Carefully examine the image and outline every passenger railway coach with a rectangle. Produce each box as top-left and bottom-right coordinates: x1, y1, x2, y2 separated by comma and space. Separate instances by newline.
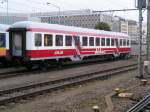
0, 24, 10, 65
8, 21, 131, 69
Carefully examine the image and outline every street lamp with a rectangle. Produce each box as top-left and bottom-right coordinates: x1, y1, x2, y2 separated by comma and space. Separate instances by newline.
46, 2, 60, 24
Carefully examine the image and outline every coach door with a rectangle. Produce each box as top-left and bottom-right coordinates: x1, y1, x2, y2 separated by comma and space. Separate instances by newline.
10, 30, 26, 57
73, 36, 81, 60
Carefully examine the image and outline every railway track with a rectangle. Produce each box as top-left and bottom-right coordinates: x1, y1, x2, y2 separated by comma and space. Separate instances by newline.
0, 68, 36, 79
0, 63, 137, 106
0, 58, 131, 79
127, 94, 150, 112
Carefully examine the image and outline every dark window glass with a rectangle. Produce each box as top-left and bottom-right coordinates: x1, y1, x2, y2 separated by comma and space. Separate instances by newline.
73, 36, 80, 46
96, 38, 100, 46
89, 37, 94, 46
106, 38, 110, 46
101, 38, 105, 46
56, 35, 63, 46
111, 39, 115, 46
123, 39, 126, 46
120, 39, 123, 46
35, 33, 42, 47
65, 35, 72, 46
115, 39, 119, 47
127, 40, 130, 46
44, 34, 53, 46
0, 33, 5, 47
82, 36, 88, 46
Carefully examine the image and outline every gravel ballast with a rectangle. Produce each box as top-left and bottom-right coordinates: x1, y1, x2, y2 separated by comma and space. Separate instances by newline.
0, 69, 138, 112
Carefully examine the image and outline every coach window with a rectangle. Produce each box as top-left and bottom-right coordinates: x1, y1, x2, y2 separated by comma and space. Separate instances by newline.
96, 38, 100, 46
89, 37, 94, 46
106, 38, 110, 46
111, 38, 115, 46
82, 36, 88, 46
123, 39, 126, 46
115, 39, 119, 47
44, 34, 53, 46
35, 33, 42, 47
120, 39, 123, 46
0, 33, 5, 47
101, 38, 105, 46
127, 39, 130, 46
73, 36, 80, 46
56, 35, 63, 46
65, 35, 72, 46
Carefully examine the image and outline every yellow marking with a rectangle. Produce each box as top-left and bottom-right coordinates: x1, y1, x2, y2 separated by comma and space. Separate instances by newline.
118, 93, 133, 98
0, 48, 6, 56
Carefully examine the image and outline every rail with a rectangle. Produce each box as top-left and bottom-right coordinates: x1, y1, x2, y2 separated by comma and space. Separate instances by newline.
0, 63, 137, 105
127, 94, 150, 112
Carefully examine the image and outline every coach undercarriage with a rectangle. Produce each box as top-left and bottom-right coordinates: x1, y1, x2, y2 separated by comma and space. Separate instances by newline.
13, 52, 129, 70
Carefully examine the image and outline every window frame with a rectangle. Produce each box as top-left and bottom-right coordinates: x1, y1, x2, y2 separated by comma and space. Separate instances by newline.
34, 33, 42, 47
89, 37, 94, 46
111, 38, 115, 46
106, 38, 110, 46
123, 39, 126, 46
0, 33, 6, 47
44, 34, 53, 47
73, 36, 80, 46
120, 39, 123, 46
101, 38, 105, 46
115, 39, 119, 47
127, 39, 130, 46
82, 36, 88, 46
65, 35, 72, 46
95, 37, 100, 46
55, 35, 63, 46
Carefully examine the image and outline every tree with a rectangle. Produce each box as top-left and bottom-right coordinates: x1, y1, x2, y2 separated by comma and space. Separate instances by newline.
95, 22, 111, 31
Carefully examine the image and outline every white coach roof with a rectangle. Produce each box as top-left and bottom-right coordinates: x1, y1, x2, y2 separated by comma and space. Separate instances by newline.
0, 24, 10, 31
11, 21, 129, 37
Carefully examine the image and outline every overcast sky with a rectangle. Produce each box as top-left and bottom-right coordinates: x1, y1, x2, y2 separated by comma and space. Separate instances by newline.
0, 0, 147, 22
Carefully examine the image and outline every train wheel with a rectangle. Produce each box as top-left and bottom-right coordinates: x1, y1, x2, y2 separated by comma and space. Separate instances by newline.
22, 62, 33, 70
24, 65, 33, 70
1, 62, 9, 67
38, 61, 49, 71
56, 60, 63, 69
124, 53, 131, 59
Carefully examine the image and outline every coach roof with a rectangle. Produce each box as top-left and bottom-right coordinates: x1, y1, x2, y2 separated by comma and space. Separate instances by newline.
10, 21, 129, 37
0, 24, 10, 31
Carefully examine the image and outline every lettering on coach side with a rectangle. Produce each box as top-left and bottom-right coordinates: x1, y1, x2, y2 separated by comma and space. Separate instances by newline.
54, 51, 64, 55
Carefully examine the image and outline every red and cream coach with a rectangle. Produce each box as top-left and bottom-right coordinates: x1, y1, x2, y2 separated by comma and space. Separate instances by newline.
8, 21, 131, 69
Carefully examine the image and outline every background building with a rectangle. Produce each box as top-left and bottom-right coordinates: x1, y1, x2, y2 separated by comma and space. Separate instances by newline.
32, 9, 138, 40
0, 13, 28, 24
127, 20, 138, 43
0, 13, 40, 25
0, 9, 140, 43
31, 9, 115, 29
